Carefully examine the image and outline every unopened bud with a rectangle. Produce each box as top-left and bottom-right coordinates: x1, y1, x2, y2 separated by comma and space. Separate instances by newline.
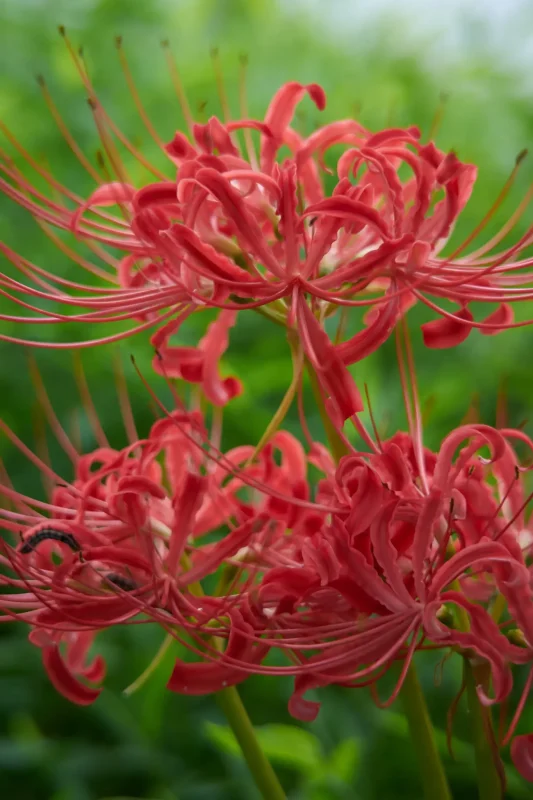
436, 605, 454, 627
508, 629, 527, 647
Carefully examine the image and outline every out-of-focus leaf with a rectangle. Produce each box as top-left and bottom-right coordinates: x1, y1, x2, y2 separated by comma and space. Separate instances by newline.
0, 737, 52, 767
134, 636, 183, 739
380, 712, 531, 799
326, 737, 360, 783
9, 712, 44, 742
205, 722, 323, 771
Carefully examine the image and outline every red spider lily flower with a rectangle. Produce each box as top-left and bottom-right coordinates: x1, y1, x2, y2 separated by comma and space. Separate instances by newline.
0, 361, 333, 703
204, 421, 533, 730
2, 37, 533, 423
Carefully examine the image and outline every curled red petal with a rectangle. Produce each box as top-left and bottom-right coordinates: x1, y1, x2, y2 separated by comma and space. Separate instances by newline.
116, 475, 167, 499
296, 295, 363, 423
167, 617, 265, 695
336, 456, 384, 534
165, 132, 197, 162
83, 546, 153, 573
264, 82, 326, 136
153, 310, 242, 405
42, 645, 102, 706
71, 182, 136, 233
302, 196, 390, 239
194, 168, 283, 278
423, 595, 513, 704
208, 117, 239, 156
178, 518, 258, 586
301, 534, 341, 584
412, 487, 444, 601
288, 689, 321, 722
133, 182, 178, 210
200, 310, 242, 406
334, 523, 411, 613
433, 423, 507, 490
167, 659, 246, 695
297, 120, 367, 170
366, 126, 421, 149
64, 632, 104, 681
153, 345, 202, 380
511, 734, 533, 782
261, 82, 326, 173
307, 84, 327, 111
370, 501, 416, 607
330, 576, 390, 615
166, 473, 206, 574
37, 598, 137, 628
76, 447, 123, 481
259, 566, 319, 599
429, 541, 528, 599
226, 119, 273, 137
271, 430, 307, 481
337, 296, 400, 365
165, 224, 254, 284
315, 235, 413, 290
81, 655, 107, 683
108, 475, 168, 528
481, 303, 514, 336
421, 307, 474, 348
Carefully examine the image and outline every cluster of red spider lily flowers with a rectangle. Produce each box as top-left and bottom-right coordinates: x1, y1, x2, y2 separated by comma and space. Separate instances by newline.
1, 32, 533, 786
2, 381, 533, 783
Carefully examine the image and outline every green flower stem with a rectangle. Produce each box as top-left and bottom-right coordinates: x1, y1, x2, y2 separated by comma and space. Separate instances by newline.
400, 664, 452, 800
454, 580, 504, 800
463, 659, 504, 800
126, 629, 286, 798
215, 686, 287, 800
177, 556, 286, 799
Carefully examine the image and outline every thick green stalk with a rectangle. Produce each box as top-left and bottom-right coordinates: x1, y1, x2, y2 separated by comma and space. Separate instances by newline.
400, 664, 452, 800
463, 659, 504, 800
183, 556, 286, 799
127, 630, 286, 798
216, 686, 286, 800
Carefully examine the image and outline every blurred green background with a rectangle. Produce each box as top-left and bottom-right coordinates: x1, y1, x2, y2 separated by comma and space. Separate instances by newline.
1, 0, 533, 797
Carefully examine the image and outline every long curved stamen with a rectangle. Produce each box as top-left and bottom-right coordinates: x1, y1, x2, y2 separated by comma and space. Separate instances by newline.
36, 74, 103, 184
115, 36, 165, 151
59, 26, 166, 180
161, 40, 194, 136
448, 150, 528, 260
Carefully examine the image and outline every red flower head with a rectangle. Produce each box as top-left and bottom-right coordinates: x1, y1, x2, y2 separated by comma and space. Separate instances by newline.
231, 421, 532, 731
0, 367, 320, 704
2, 37, 533, 426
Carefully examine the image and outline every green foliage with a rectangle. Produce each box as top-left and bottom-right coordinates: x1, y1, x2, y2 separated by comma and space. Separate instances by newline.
205, 722, 359, 798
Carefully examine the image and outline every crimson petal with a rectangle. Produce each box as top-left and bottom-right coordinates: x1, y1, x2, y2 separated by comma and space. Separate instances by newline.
511, 734, 533, 782
42, 645, 102, 706
421, 307, 474, 348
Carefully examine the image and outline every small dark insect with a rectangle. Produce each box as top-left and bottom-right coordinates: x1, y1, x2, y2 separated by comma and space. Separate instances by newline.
19, 527, 81, 555
104, 573, 138, 592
